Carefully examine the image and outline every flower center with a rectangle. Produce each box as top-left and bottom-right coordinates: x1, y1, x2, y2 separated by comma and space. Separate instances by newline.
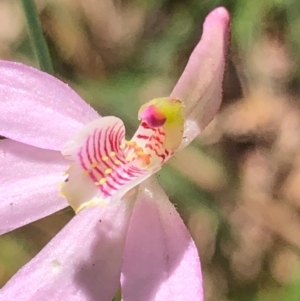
60, 97, 184, 213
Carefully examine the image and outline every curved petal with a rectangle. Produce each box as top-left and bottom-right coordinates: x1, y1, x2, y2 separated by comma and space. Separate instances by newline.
170, 7, 230, 148
121, 178, 203, 301
0, 60, 99, 151
61, 117, 157, 212
0, 139, 68, 235
0, 200, 134, 301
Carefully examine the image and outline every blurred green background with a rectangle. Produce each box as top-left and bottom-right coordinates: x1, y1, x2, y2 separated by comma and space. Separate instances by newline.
2, 0, 300, 300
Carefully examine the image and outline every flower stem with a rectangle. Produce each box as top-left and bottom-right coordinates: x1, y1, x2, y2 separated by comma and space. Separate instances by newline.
20, 0, 54, 74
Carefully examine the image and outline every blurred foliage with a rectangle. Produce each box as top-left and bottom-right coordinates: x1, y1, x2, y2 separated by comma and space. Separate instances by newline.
2, 0, 300, 300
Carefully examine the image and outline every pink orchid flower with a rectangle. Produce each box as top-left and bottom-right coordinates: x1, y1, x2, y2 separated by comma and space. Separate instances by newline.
0, 7, 229, 301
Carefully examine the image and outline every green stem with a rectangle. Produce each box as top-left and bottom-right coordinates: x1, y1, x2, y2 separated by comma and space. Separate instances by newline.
20, 0, 54, 74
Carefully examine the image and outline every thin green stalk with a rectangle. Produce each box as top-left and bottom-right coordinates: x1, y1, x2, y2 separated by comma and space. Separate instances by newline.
20, 0, 54, 74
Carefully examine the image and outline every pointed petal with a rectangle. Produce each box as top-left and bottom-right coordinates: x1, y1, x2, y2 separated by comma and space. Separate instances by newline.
0, 139, 68, 235
0, 61, 99, 151
170, 7, 230, 147
121, 178, 203, 301
0, 200, 134, 301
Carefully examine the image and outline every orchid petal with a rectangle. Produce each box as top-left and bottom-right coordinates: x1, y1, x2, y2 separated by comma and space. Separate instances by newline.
0, 60, 99, 151
61, 117, 157, 212
0, 200, 134, 301
121, 178, 203, 301
0, 139, 68, 235
170, 7, 230, 147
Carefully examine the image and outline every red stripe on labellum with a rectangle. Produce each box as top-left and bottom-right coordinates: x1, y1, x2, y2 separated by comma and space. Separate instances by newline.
115, 170, 132, 182
157, 128, 165, 136
86, 135, 93, 165
141, 122, 150, 129
152, 136, 163, 144
136, 134, 149, 140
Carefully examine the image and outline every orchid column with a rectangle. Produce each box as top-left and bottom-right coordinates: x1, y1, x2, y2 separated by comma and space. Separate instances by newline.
0, 7, 229, 301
